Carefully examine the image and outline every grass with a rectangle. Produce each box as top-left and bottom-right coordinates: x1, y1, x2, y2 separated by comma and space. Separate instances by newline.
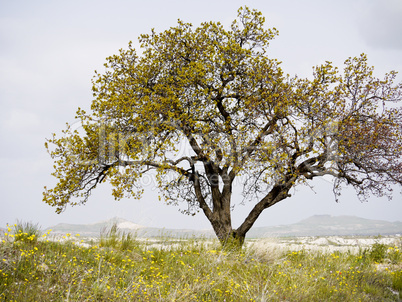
0, 223, 401, 301
99, 223, 140, 251
5, 221, 42, 244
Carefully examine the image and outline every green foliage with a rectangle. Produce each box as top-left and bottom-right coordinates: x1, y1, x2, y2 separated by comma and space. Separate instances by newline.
44, 6, 402, 245
388, 242, 402, 264
6, 221, 42, 244
392, 271, 402, 298
369, 242, 388, 262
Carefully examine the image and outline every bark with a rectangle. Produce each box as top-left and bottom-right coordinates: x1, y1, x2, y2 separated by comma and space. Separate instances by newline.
237, 183, 292, 238
209, 221, 245, 248
193, 156, 295, 248
209, 181, 293, 248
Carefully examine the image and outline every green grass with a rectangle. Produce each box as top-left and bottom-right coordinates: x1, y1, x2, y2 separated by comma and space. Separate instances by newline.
5, 221, 42, 244
1, 224, 401, 301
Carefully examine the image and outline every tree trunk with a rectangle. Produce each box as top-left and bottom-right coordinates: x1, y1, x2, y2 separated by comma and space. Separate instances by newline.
208, 206, 246, 248
208, 182, 294, 249
194, 171, 294, 249
210, 220, 245, 249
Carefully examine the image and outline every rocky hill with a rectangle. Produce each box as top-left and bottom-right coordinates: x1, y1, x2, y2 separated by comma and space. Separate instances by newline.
47, 217, 214, 238
45, 215, 402, 238
247, 215, 402, 238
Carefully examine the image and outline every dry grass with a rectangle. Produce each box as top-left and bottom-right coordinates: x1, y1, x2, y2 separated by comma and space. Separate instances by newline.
1, 223, 401, 301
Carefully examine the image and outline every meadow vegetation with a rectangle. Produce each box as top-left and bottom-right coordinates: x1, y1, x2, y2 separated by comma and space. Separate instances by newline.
1, 222, 401, 301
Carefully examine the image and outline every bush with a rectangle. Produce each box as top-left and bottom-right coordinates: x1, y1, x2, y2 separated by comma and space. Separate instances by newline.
369, 242, 388, 262
100, 223, 139, 251
392, 271, 402, 299
11, 220, 41, 244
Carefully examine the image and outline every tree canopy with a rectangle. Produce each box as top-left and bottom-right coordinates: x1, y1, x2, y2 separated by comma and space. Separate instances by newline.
44, 7, 402, 246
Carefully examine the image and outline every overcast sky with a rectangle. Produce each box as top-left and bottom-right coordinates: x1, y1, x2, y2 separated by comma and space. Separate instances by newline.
1, 0, 402, 230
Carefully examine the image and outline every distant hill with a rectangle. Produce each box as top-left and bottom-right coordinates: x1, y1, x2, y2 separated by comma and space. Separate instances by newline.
45, 215, 402, 238
46, 217, 214, 238
46, 217, 144, 235
247, 215, 402, 238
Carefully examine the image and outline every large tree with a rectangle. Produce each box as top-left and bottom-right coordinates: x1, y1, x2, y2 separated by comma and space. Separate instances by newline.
44, 7, 402, 246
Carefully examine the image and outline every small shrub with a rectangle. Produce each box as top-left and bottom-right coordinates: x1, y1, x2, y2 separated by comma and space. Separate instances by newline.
369, 242, 388, 262
392, 271, 402, 298
387, 246, 401, 264
121, 232, 139, 251
100, 223, 120, 248
100, 223, 139, 251
12, 220, 41, 244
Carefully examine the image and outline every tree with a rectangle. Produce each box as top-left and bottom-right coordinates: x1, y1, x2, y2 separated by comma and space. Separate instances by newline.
44, 7, 402, 247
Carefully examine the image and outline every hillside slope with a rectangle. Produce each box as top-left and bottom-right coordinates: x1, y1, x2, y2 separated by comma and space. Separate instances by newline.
45, 215, 402, 238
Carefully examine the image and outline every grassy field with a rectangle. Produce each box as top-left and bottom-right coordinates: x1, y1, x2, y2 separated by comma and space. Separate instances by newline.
0, 222, 401, 301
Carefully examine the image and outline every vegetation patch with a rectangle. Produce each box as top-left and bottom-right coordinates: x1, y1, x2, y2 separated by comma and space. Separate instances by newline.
1, 223, 401, 301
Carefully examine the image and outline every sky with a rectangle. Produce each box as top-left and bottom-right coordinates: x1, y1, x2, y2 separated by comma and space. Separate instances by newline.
1, 0, 402, 230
